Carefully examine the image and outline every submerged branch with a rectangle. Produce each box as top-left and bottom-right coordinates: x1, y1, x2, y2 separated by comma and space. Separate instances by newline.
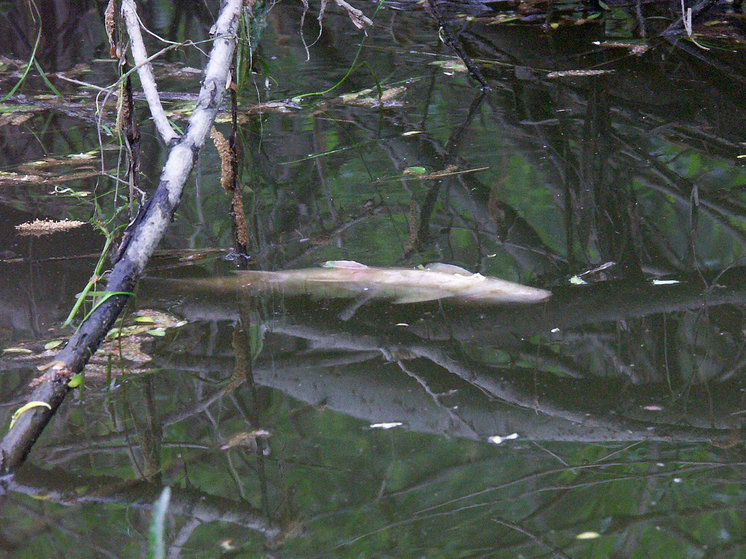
2, 464, 281, 538
0, 0, 244, 473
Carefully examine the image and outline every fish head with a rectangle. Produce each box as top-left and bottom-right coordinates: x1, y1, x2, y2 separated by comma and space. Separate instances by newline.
461, 277, 552, 304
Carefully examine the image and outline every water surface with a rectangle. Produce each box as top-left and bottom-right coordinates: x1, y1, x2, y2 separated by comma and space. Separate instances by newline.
1, 0, 746, 557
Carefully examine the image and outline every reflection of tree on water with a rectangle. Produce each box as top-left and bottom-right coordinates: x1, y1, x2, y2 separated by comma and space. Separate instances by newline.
7, 282, 744, 556
5, 463, 281, 536
141, 268, 746, 436
2, 0, 746, 556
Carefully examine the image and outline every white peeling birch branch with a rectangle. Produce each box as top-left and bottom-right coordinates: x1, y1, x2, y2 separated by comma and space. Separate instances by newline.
121, 0, 180, 145
0, 0, 243, 472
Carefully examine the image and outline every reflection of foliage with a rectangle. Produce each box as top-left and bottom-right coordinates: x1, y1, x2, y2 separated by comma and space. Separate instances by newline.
3, 0, 746, 557
3, 350, 744, 557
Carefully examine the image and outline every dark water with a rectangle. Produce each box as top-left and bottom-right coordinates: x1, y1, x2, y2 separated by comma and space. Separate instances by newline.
2, 0, 746, 557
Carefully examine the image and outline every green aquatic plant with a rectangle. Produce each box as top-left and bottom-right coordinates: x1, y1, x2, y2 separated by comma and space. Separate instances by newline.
0, 0, 61, 101
148, 486, 171, 559
292, 0, 387, 104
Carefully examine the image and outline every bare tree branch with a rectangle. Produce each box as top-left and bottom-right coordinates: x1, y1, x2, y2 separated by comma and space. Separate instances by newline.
0, 0, 244, 473
121, 0, 180, 145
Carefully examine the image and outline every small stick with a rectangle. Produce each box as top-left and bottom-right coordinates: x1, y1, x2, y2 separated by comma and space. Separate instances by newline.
427, 0, 491, 92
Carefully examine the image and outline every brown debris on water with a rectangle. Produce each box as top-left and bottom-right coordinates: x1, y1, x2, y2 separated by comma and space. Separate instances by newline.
546, 69, 615, 78
15, 219, 87, 237
0, 112, 36, 127
339, 85, 408, 108
220, 430, 272, 450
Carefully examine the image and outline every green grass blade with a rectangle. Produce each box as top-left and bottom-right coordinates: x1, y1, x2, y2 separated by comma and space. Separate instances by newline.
292, 0, 386, 103
148, 486, 171, 559
33, 59, 62, 97
63, 235, 114, 327
1, 2, 43, 102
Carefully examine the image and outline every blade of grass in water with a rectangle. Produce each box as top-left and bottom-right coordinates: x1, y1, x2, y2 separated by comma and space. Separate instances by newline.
292, 0, 386, 103
148, 487, 171, 559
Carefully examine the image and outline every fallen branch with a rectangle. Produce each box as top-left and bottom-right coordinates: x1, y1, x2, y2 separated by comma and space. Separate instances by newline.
0, 0, 244, 473
121, 0, 180, 145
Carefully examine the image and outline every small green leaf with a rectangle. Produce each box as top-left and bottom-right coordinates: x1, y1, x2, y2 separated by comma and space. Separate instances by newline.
135, 316, 155, 323
404, 166, 427, 175
68, 373, 84, 388
45, 340, 63, 350
249, 325, 265, 362
147, 328, 167, 337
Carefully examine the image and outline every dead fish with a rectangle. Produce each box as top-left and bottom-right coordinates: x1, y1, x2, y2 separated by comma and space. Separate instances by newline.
193, 261, 551, 305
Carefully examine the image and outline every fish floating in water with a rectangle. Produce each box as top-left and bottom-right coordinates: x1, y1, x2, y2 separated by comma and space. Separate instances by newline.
186, 261, 551, 305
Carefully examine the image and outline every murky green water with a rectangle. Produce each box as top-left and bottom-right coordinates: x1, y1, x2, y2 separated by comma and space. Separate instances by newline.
2, 0, 746, 557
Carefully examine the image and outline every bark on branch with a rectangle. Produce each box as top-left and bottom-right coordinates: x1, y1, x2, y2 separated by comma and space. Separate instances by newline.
121, 0, 180, 145
0, 0, 244, 473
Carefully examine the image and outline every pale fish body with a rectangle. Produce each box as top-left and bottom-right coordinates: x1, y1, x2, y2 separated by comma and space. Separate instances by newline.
223, 261, 551, 304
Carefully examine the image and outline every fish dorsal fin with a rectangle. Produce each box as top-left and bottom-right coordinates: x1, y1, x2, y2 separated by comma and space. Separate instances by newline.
424, 263, 472, 275
322, 260, 369, 269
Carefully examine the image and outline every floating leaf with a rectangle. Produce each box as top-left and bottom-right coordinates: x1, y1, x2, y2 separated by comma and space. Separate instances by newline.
3, 347, 33, 354
370, 422, 403, 429
134, 316, 155, 323
430, 60, 468, 72
68, 373, 84, 388
221, 429, 272, 450
9, 401, 52, 430
147, 328, 167, 337
28, 494, 51, 501
547, 69, 614, 79
37, 360, 67, 372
